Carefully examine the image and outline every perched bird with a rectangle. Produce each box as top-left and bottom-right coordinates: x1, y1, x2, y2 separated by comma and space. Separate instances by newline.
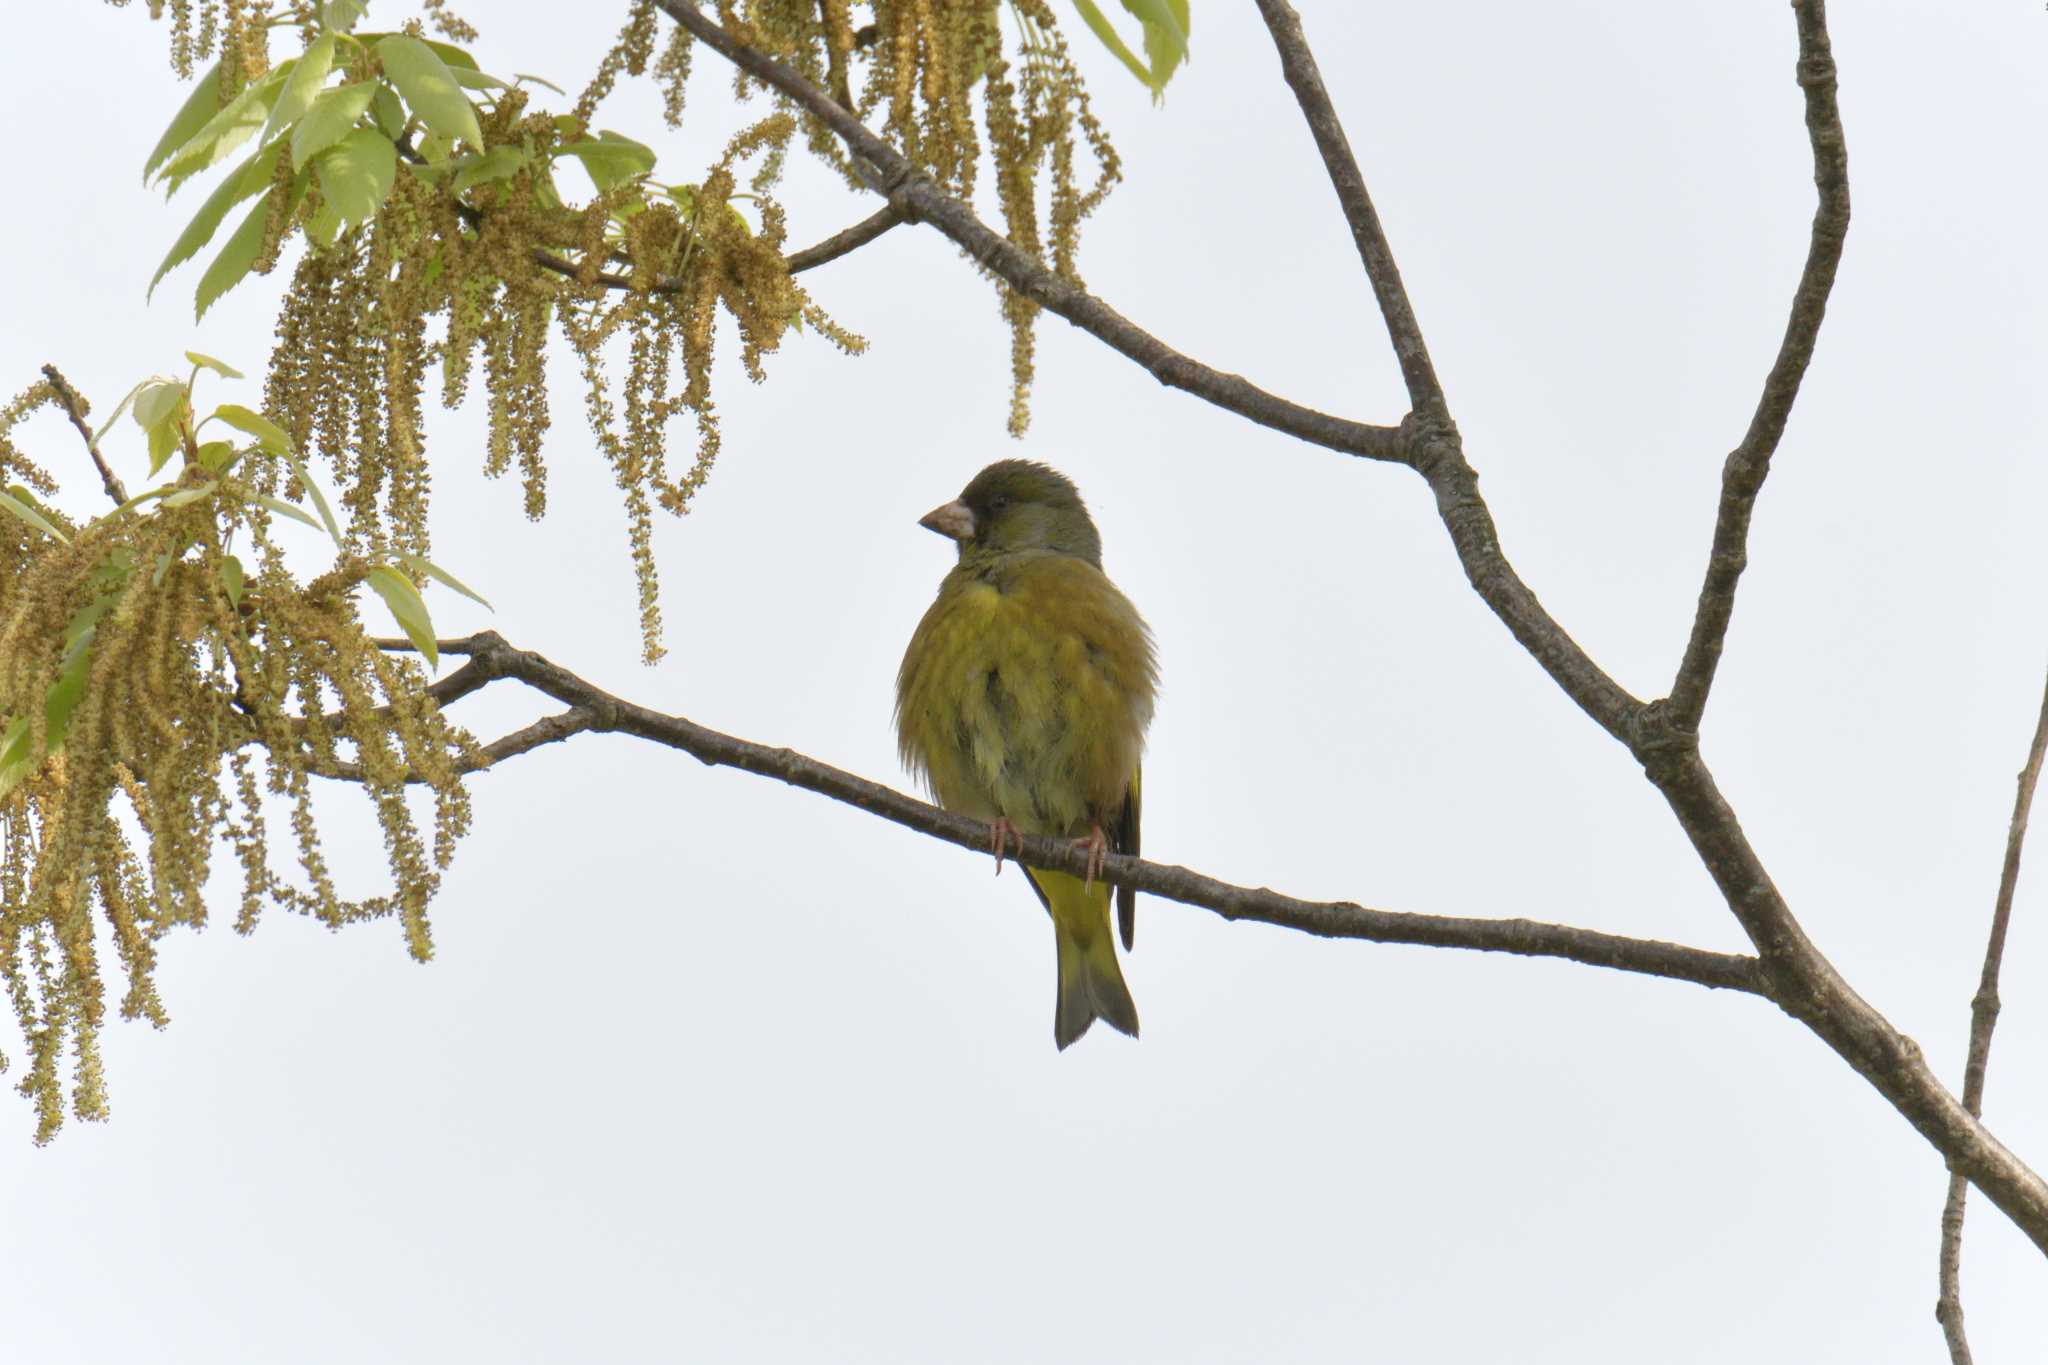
895, 460, 1157, 1049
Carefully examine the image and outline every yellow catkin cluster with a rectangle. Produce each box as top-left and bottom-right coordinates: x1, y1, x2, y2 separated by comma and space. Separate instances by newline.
261, 67, 862, 660
0, 386, 476, 1142
711, 0, 1120, 435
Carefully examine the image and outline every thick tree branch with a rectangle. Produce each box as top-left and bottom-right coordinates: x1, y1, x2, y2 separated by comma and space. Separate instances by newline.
1936, 666, 2048, 1363
39, 364, 127, 506
1250, 0, 1445, 418
650, 0, 1407, 465
641, 0, 2048, 1261
1664, 0, 1850, 733
348, 633, 1760, 995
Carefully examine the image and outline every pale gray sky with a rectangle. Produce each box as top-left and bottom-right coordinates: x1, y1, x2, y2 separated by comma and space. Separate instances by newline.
5, 2, 2047, 1361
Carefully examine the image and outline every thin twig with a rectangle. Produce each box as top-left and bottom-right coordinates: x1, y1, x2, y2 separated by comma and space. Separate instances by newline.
1935, 665, 2048, 1363
348, 633, 1762, 994
38, 364, 128, 505
785, 204, 905, 273
1664, 1, 1850, 733
1249, 0, 1445, 418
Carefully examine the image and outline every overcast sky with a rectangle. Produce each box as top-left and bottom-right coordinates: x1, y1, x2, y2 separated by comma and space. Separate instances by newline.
5, 2, 2047, 1361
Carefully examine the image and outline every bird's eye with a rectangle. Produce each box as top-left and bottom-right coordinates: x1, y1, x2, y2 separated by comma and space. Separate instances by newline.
988, 494, 1010, 512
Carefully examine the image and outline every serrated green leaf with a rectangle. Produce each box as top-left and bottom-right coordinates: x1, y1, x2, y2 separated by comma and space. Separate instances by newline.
292, 81, 379, 170
321, 0, 368, 33
262, 31, 337, 147
91, 380, 154, 445
144, 61, 227, 182
194, 187, 274, 320
313, 127, 398, 227
400, 554, 493, 609
150, 136, 284, 296
0, 488, 70, 545
219, 553, 246, 605
450, 144, 526, 196
376, 35, 483, 153
156, 65, 289, 194
147, 414, 185, 476
213, 404, 292, 453
364, 566, 438, 669
251, 494, 324, 531
555, 132, 657, 193
185, 351, 243, 378
159, 481, 219, 508
133, 379, 187, 431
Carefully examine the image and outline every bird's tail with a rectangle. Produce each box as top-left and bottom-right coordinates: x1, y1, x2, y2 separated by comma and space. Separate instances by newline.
1028, 867, 1140, 1050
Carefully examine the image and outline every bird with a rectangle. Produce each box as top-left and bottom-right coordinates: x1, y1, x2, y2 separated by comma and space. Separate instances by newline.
895, 460, 1157, 1049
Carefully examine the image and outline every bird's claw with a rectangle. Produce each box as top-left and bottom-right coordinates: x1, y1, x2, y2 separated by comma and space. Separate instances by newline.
988, 818, 1024, 875
1074, 826, 1109, 890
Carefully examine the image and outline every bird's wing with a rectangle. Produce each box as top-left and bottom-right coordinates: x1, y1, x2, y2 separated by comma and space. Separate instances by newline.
1114, 768, 1140, 951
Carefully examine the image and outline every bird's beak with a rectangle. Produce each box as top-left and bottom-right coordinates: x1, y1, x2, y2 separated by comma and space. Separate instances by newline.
918, 499, 976, 542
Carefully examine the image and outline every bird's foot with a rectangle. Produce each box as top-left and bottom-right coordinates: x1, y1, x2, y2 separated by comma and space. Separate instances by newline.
988, 818, 1024, 875
1074, 825, 1109, 890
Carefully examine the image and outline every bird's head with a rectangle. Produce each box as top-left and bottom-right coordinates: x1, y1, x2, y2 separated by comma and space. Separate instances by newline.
918, 460, 1104, 567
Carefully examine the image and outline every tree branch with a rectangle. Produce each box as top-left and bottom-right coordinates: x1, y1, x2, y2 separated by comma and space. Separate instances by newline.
1249, 0, 1445, 418
1664, 0, 1850, 733
348, 633, 1761, 995
785, 204, 905, 274
39, 364, 127, 505
1936, 665, 2048, 1363
643, 0, 2048, 1261
649, 0, 1408, 465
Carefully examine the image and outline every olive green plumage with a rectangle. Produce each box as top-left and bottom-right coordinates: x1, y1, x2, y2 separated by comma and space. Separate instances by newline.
895, 460, 1157, 1049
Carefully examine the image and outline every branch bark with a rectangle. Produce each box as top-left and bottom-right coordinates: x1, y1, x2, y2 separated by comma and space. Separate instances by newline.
39, 364, 128, 505
1664, 0, 1851, 734
346, 634, 1762, 995
1936, 666, 2048, 1363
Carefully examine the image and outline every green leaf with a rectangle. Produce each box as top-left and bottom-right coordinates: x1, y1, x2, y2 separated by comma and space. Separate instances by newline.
514, 73, 568, 96
0, 488, 70, 545
194, 187, 275, 320
150, 136, 284, 297
376, 35, 484, 153
555, 132, 657, 192
292, 81, 379, 169
185, 350, 243, 379
156, 65, 289, 194
1070, 0, 1188, 99
280, 450, 345, 548
321, 0, 368, 34
132, 379, 184, 432
262, 31, 337, 147
400, 554, 493, 609
212, 404, 292, 453
91, 380, 154, 445
364, 566, 438, 669
195, 440, 241, 474
144, 61, 226, 182
106, 485, 175, 519
147, 416, 185, 476
159, 481, 219, 508
250, 493, 324, 532
0, 716, 32, 800
448, 67, 511, 92
46, 623, 96, 748
449, 145, 526, 196
313, 127, 398, 227
371, 83, 409, 140
219, 553, 246, 605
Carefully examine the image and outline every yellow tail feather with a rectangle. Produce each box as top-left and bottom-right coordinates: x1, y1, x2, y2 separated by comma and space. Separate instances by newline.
1028, 867, 1139, 1049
